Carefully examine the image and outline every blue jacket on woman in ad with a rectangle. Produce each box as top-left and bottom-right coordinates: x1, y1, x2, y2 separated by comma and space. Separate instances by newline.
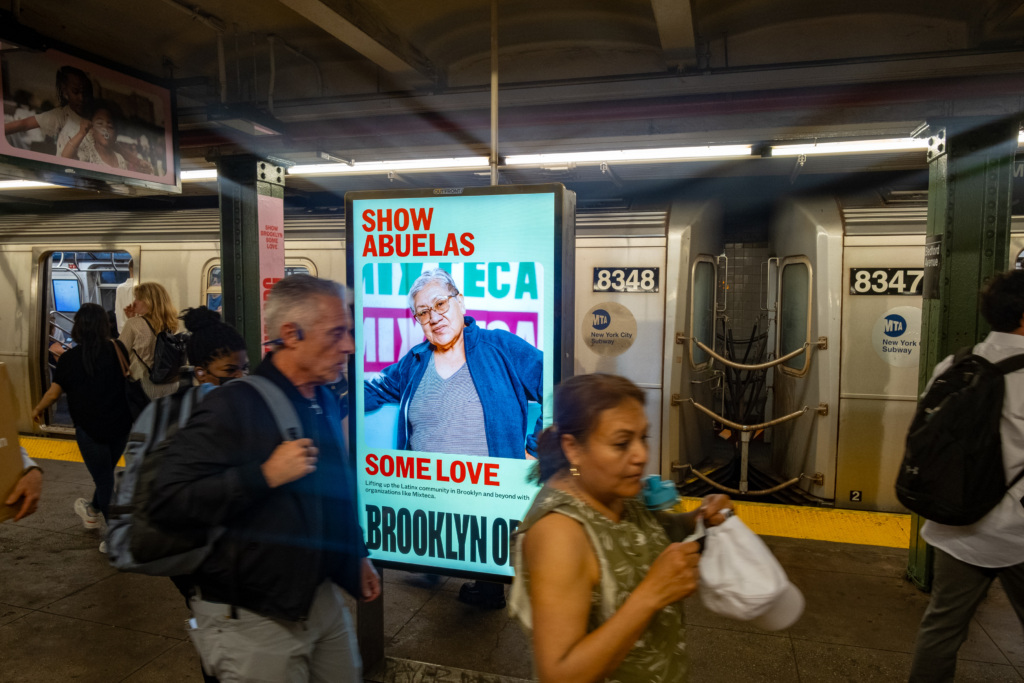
364, 317, 544, 459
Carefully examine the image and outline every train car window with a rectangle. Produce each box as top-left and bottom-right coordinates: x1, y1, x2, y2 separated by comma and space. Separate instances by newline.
690, 257, 717, 369
201, 259, 318, 312
1016, 248, 1024, 270
778, 259, 812, 376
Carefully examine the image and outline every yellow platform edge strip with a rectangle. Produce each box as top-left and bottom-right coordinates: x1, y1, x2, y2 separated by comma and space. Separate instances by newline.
676, 497, 911, 549
21, 435, 125, 468
20, 436, 910, 549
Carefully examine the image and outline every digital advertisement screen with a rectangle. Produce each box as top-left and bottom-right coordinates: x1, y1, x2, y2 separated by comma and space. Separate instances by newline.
347, 185, 573, 579
0, 45, 178, 192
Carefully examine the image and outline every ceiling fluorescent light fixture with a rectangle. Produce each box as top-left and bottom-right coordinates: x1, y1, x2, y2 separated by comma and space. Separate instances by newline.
0, 179, 56, 190
506, 145, 752, 165
772, 138, 928, 156
181, 169, 218, 181
289, 157, 489, 176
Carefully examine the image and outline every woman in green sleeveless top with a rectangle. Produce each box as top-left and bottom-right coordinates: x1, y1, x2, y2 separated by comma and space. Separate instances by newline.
509, 374, 733, 683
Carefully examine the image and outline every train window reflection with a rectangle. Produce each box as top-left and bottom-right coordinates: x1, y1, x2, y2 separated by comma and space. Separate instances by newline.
690, 258, 716, 369
201, 260, 317, 313
779, 260, 811, 375
1015, 248, 1024, 270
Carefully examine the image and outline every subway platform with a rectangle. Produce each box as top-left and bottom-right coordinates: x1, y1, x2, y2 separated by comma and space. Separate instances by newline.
1, 439, 1022, 682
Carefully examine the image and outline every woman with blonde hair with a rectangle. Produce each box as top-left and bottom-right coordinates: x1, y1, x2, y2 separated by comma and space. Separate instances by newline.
119, 281, 181, 400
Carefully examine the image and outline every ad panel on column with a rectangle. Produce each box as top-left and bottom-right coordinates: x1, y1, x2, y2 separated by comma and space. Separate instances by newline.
348, 186, 564, 579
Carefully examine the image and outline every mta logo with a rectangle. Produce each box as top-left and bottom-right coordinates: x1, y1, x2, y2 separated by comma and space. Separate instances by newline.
592, 310, 610, 330
884, 314, 907, 338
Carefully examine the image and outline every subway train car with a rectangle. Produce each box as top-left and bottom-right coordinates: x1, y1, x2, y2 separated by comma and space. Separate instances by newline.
2, 198, 1020, 514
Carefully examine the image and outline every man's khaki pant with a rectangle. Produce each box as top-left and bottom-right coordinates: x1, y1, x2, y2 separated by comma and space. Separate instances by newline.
187, 581, 360, 683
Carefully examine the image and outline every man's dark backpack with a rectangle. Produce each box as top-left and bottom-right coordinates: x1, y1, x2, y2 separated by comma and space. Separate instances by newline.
106, 376, 303, 576
896, 347, 1024, 526
136, 317, 188, 384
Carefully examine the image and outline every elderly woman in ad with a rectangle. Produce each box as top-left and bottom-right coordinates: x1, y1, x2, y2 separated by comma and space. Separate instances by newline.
364, 268, 543, 459
509, 373, 733, 683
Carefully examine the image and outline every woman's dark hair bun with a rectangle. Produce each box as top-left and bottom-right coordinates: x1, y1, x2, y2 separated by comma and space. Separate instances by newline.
181, 306, 222, 333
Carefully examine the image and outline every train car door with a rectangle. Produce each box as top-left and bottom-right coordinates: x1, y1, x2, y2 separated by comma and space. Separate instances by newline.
37, 250, 134, 434
574, 211, 669, 474
835, 233, 924, 511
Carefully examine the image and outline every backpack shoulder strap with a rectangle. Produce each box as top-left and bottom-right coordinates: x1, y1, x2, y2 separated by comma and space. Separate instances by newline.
953, 346, 976, 364
994, 353, 1024, 375
236, 375, 304, 441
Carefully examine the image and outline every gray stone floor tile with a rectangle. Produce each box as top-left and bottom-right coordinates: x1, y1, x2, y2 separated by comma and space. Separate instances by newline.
0, 525, 116, 609
974, 581, 1024, 667
42, 572, 191, 640
12, 478, 99, 534
0, 610, 177, 683
783, 565, 932, 652
385, 568, 461, 592
686, 625, 799, 682
31, 458, 96, 485
684, 593, 777, 634
386, 584, 531, 679
954, 659, 1023, 682
792, 637, 914, 682
0, 521, 55, 549
764, 535, 910, 579
120, 640, 207, 683
0, 602, 30, 626
382, 577, 436, 640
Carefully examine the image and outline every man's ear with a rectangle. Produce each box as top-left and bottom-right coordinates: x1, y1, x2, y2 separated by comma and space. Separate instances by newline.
280, 322, 304, 347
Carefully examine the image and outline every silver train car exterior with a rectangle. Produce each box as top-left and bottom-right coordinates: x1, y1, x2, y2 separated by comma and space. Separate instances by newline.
2, 199, 1019, 512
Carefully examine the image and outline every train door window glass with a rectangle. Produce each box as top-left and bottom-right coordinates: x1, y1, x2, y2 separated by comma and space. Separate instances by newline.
1016, 248, 1024, 270
690, 257, 717, 369
201, 260, 318, 311
42, 249, 133, 431
779, 258, 812, 375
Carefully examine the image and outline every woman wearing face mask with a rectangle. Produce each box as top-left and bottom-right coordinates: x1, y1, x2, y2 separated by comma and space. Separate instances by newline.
171, 306, 247, 683
181, 306, 249, 387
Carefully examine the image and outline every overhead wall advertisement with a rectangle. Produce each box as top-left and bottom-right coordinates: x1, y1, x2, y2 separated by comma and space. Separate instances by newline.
0, 45, 178, 191
346, 185, 574, 579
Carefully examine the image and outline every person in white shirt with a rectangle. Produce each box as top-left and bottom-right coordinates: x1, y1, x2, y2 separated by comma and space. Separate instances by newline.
3, 66, 95, 159
114, 260, 135, 333
909, 269, 1024, 682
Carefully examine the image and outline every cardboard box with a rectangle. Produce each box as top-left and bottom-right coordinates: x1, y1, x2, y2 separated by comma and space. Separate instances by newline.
0, 363, 26, 522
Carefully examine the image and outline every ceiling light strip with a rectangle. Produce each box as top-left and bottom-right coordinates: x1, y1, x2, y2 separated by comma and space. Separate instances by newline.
505, 145, 752, 165
771, 138, 929, 156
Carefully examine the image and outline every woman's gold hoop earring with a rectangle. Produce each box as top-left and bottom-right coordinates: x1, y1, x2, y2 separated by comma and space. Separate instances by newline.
569, 464, 580, 477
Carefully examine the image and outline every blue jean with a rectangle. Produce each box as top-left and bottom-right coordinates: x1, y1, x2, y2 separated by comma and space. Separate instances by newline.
74, 428, 128, 521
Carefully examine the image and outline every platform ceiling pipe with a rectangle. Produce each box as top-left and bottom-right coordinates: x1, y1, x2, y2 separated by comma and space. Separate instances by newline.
268, 35, 276, 114
490, 0, 498, 186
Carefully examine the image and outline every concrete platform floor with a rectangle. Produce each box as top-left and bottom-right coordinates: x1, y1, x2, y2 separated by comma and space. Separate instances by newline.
1, 459, 1022, 682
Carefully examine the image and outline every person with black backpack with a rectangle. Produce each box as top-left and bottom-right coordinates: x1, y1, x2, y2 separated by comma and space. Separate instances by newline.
909, 270, 1024, 682
119, 281, 186, 401
147, 275, 379, 683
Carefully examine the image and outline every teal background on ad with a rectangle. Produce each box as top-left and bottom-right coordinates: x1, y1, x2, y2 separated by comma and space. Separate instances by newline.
352, 191, 558, 576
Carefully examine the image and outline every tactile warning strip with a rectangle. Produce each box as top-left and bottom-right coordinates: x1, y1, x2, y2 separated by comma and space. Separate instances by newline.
21, 435, 126, 468
677, 497, 911, 548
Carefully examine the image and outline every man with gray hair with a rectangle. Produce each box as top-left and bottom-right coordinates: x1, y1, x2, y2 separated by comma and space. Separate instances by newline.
151, 274, 379, 682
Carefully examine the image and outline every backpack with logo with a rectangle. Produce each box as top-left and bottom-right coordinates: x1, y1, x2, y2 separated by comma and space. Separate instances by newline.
896, 347, 1024, 526
106, 375, 303, 576
136, 317, 188, 384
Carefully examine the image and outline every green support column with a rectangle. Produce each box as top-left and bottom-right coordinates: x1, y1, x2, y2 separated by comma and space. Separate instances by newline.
908, 117, 1019, 591
215, 155, 286, 367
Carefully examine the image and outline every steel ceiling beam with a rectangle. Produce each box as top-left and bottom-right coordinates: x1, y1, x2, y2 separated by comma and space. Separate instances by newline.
277, 0, 434, 81
650, 0, 699, 70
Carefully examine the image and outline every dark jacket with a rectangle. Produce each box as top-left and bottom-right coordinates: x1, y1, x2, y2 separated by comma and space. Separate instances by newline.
364, 316, 544, 459
149, 356, 368, 621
